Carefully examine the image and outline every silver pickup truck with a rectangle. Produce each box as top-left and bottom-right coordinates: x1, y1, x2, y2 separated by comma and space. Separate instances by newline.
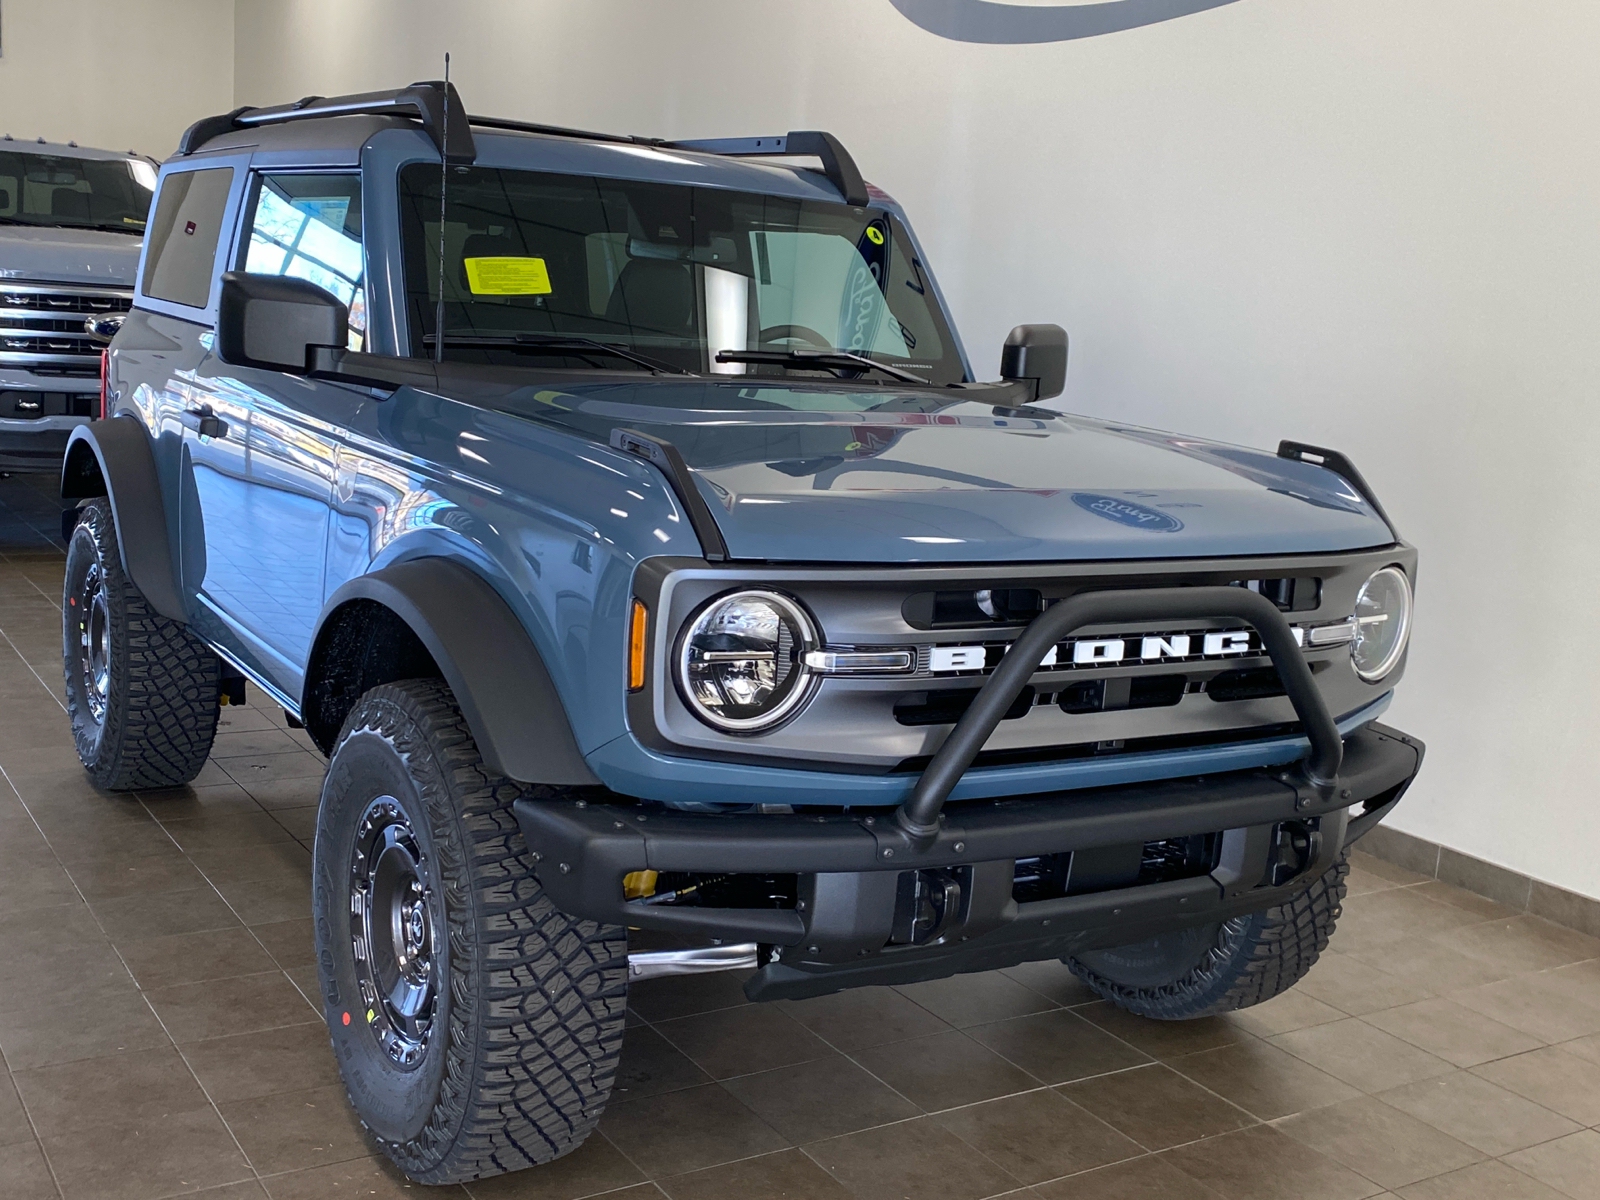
0, 137, 154, 470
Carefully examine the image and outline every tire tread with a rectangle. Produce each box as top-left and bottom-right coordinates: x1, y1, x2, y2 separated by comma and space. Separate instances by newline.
322, 680, 625, 1184
1069, 853, 1350, 1020
64, 499, 218, 790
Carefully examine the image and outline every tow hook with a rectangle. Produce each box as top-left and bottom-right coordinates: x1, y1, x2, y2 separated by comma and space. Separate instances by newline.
890, 867, 966, 945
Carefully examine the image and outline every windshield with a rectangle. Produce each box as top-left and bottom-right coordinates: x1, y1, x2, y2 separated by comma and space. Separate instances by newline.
0, 150, 154, 234
398, 163, 965, 384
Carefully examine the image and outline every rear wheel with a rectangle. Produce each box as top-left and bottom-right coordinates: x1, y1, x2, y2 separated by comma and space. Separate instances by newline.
313, 678, 627, 1184
62, 498, 220, 789
1068, 852, 1349, 1019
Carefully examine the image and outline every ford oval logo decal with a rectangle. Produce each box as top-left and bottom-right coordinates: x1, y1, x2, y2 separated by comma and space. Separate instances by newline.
888, 0, 1242, 44
1072, 493, 1185, 532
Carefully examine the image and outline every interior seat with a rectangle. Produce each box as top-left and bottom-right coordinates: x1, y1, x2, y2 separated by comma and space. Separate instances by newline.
51, 188, 91, 220
605, 258, 695, 337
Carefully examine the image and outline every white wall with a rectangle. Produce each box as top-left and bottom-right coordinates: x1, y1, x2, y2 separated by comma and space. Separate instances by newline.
0, 0, 233, 157
219, 1, 1600, 898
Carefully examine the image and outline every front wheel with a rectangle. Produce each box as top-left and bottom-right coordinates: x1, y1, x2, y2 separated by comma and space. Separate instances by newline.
62, 498, 219, 789
312, 679, 627, 1184
1068, 852, 1350, 1020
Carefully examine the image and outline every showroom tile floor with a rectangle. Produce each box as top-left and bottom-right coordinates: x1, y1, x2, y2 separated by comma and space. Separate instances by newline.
0, 475, 1598, 1200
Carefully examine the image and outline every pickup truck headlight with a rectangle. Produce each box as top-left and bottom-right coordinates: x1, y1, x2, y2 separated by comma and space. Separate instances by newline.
677, 590, 818, 732
1351, 566, 1412, 682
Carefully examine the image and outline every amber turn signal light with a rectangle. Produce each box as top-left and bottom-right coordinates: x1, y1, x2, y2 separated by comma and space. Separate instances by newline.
627, 599, 648, 691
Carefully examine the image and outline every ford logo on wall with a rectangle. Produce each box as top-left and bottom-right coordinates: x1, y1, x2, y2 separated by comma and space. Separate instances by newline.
890, 0, 1242, 43
1072, 493, 1185, 531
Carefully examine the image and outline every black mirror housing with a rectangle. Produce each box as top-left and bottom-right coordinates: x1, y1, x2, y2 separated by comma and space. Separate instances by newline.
217, 271, 348, 373
999, 324, 1068, 401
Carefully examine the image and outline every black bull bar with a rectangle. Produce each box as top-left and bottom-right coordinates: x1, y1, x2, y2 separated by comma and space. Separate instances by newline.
893, 586, 1344, 839
514, 587, 1423, 999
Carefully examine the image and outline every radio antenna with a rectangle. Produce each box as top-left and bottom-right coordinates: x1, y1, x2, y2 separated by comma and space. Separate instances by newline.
433, 52, 451, 364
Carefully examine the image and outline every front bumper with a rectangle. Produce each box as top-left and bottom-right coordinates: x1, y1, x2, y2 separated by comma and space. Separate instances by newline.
0, 414, 86, 471
515, 721, 1423, 1000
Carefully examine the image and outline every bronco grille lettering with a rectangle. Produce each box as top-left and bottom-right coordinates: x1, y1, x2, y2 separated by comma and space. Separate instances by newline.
912, 622, 1345, 677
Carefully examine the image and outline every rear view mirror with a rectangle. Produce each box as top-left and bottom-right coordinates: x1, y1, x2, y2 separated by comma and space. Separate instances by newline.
999, 324, 1068, 401
217, 271, 347, 373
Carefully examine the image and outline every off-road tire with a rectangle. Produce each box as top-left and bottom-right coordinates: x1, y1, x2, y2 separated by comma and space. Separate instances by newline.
1068, 851, 1349, 1019
62, 498, 220, 790
312, 678, 627, 1185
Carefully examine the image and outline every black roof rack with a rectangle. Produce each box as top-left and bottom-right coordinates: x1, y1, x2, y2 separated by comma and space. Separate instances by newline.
178, 81, 475, 162
464, 113, 666, 149
177, 83, 870, 207
664, 132, 868, 207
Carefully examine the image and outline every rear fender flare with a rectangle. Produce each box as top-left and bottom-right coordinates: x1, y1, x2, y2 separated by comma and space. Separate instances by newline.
308, 558, 599, 787
60, 419, 187, 622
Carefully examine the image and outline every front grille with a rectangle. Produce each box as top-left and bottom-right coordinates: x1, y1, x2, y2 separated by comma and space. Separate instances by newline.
894, 673, 1190, 726
0, 390, 97, 419
903, 576, 1321, 629
1207, 666, 1287, 703
893, 718, 1307, 772
0, 282, 131, 377
647, 546, 1408, 774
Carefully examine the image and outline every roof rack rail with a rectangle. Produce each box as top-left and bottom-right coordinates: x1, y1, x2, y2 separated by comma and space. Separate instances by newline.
176, 82, 869, 208
465, 113, 668, 149
177, 81, 476, 162
664, 132, 869, 207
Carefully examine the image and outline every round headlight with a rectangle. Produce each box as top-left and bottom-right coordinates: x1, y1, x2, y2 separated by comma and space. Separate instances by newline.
677, 590, 818, 732
1351, 566, 1412, 682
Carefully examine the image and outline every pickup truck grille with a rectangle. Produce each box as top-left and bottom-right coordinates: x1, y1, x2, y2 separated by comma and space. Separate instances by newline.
0, 282, 132, 378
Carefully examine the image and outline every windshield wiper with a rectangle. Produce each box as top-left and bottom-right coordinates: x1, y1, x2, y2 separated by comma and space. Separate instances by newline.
423, 332, 691, 375
715, 348, 929, 385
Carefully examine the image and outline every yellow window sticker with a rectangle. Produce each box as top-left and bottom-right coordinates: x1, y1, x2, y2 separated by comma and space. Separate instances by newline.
864, 225, 885, 245
464, 256, 552, 295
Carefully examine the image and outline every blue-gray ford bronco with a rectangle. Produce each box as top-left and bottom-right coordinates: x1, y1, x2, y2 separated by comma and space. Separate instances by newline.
62, 83, 1423, 1185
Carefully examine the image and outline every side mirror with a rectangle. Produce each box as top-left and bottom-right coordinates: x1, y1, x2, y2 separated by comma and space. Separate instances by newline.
217, 270, 347, 373
999, 324, 1068, 401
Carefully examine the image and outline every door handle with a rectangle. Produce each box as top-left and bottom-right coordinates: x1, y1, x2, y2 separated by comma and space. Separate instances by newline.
182, 404, 230, 440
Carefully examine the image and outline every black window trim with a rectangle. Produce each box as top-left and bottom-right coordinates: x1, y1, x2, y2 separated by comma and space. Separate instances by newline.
233, 168, 370, 344
133, 154, 252, 324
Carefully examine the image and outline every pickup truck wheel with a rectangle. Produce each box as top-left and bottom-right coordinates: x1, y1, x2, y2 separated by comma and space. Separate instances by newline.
312, 679, 627, 1184
1067, 851, 1349, 1019
61, 498, 220, 790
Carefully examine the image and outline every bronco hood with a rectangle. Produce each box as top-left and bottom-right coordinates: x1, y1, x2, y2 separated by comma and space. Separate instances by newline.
500, 380, 1395, 563
0, 223, 141, 287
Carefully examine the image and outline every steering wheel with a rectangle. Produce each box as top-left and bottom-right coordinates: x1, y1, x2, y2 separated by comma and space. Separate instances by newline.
758, 324, 833, 350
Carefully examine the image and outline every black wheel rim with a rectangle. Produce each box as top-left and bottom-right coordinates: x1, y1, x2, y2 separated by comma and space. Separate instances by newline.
349, 796, 440, 1069
73, 559, 110, 725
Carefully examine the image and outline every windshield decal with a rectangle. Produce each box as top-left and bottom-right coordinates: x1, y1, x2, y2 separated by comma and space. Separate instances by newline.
464, 256, 552, 295
889, 0, 1242, 44
839, 218, 891, 354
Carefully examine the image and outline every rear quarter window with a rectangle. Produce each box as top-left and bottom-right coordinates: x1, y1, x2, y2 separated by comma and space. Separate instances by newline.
141, 167, 235, 309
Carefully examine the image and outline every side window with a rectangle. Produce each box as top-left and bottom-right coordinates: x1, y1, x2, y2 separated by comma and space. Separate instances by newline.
141, 167, 235, 308
242, 173, 366, 349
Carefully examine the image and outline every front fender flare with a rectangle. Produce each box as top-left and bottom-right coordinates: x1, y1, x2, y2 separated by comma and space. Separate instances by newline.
60, 418, 187, 622
311, 559, 600, 787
